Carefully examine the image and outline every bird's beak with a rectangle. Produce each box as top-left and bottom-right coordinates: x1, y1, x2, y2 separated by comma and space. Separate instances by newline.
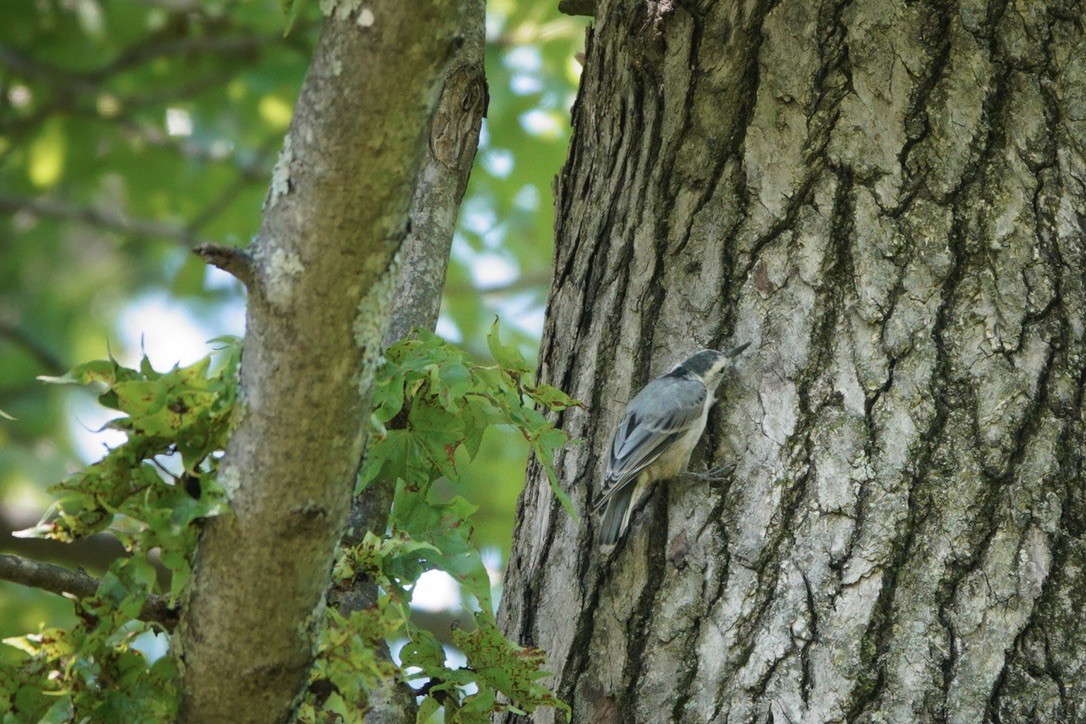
725, 342, 751, 358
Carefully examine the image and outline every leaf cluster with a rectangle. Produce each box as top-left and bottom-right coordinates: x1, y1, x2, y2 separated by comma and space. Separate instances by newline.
2, 326, 577, 722
1, 340, 240, 720
303, 323, 577, 723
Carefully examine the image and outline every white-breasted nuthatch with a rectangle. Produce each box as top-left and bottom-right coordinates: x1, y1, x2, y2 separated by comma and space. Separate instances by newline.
596, 344, 750, 545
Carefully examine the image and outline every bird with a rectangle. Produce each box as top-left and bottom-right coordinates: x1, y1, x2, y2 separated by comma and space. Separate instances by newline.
596, 344, 750, 546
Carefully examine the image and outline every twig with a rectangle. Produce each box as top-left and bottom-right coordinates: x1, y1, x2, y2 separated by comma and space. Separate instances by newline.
1, 505, 171, 588
193, 243, 254, 289
0, 554, 178, 632
186, 135, 281, 233
133, 0, 206, 12
0, 34, 285, 85
116, 120, 274, 178
443, 270, 552, 297
91, 34, 284, 81
558, 0, 596, 17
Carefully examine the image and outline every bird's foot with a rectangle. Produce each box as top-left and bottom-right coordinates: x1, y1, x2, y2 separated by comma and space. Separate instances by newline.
682, 463, 736, 483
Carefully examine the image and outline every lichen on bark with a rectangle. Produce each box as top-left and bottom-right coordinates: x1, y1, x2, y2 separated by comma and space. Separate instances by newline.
178, 3, 469, 722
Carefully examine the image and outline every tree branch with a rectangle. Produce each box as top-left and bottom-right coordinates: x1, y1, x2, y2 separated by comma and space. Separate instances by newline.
0, 319, 65, 375
557, 0, 595, 17
332, 6, 485, 718
0, 195, 210, 248
193, 243, 255, 289
115, 121, 275, 178
0, 31, 293, 86
0, 554, 178, 632
1, 505, 172, 588
339, 0, 486, 578
90, 33, 287, 80
379, 0, 487, 347
184, 135, 280, 232
443, 270, 551, 298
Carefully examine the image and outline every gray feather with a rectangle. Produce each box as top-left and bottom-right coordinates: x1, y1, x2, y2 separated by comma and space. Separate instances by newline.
596, 376, 706, 508
598, 483, 635, 545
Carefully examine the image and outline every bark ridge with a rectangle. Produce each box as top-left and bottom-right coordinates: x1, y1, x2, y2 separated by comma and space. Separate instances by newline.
500, 1, 1086, 721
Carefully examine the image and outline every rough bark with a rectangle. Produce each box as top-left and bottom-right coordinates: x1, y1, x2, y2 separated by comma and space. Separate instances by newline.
500, 1, 1086, 722
177, 2, 467, 721
380, 0, 487, 349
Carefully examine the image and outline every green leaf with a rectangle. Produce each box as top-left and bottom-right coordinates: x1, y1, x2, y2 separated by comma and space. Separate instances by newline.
39, 697, 74, 724
39, 358, 116, 386
398, 628, 446, 674
281, 0, 303, 36
486, 319, 531, 374
525, 382, 581, 411
453, 618, 570, 719
416, 696, 441, 724
113, 379, 169, 418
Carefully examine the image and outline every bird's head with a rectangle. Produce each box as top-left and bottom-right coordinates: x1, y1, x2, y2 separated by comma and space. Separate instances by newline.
669, 343, 750, 389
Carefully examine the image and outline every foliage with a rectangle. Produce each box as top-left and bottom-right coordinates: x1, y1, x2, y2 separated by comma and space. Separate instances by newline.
301, 324, 578, 722
1, 563, 181, 722
1, 327, 576, 720
0, 340, 239, 720
0, 2, 315, 619
295, 599, 403, 722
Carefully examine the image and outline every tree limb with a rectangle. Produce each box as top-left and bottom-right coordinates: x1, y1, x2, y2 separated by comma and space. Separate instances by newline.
0, 195, 210, 248
379, 0, 488, 347
0, 554, 178, 632
331, 5, 485, 717
443, 270, 551, 298
338, 0, 486, 579
0, 505, 170, 587
0, 320, 65, 375
557, 0, 595, 17
177, 3, 470, 721
0, 31, 292, 86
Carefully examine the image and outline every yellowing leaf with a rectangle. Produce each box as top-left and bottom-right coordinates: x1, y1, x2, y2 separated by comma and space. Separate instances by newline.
27, 118, 66, 188
259, 95, 294, 130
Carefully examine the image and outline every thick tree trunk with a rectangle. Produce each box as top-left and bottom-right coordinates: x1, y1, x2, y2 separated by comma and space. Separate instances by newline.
500, 1, 1086, 722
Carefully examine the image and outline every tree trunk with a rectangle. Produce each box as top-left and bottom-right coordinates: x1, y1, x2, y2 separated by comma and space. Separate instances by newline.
178, 3, 467, 721
500, 1, 1086, 721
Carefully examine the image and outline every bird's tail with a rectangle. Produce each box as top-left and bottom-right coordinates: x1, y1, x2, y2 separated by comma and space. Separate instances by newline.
598, 483, 636, 546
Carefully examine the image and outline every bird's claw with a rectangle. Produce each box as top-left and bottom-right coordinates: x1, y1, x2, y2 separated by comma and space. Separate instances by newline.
683, 463, 736, 482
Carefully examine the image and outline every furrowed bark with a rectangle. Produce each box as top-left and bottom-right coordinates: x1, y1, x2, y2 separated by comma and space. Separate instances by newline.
178, 2, 468, 721
500, 1, 1086, 721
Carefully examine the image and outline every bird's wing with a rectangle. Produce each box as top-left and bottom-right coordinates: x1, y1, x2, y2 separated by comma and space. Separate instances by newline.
596, 377, 706, 507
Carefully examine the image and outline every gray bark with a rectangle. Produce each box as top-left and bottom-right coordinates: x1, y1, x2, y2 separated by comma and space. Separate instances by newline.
177, 2, 467, 721
380, 0, 487, 349
337, 0, 487, 598
332, 5, 485, 721
499, 1, 1086, 722
0, 554, 177, 630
